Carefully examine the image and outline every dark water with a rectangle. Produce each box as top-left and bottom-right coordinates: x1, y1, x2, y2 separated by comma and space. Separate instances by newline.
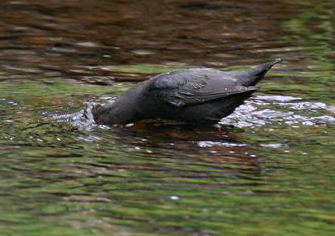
1, 0, 335, 235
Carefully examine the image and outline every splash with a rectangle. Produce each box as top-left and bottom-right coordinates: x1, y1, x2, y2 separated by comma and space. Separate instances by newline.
49, 95, 335, 132
220, 95, 335, 128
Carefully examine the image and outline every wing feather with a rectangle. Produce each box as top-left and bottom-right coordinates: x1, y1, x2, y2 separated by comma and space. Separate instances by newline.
147, 69, 257, 107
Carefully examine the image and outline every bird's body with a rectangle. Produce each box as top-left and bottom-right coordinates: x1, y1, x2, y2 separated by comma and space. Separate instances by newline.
93, 59, 281, 125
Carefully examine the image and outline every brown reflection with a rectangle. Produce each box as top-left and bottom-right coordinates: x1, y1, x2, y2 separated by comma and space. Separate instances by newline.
103, 122, 263, 175
0, 0, 296, 81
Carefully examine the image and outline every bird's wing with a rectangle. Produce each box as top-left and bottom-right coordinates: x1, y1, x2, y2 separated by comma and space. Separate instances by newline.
147, 69, 257, 107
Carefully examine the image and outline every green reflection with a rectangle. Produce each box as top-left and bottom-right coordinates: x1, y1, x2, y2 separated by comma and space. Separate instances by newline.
1, 74, 335, 236
2, 0, 335, 236
104, 64, 187, 74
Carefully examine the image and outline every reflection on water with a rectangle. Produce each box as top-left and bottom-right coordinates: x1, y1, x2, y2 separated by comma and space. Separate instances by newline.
0, 0, 306, 81
1, 0, 335, 235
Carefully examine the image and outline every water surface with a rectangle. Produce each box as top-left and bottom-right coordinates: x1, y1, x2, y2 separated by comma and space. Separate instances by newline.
1, 0, 335, 235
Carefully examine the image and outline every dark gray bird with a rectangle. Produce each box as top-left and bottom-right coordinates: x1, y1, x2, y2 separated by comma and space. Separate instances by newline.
93, 58, 281, 125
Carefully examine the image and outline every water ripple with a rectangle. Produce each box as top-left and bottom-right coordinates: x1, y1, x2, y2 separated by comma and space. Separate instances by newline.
49, 95, 335, 132
220, 95, 335, 128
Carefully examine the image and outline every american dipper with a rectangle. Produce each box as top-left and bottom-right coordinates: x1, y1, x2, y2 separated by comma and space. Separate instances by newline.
93, 58, 281, 125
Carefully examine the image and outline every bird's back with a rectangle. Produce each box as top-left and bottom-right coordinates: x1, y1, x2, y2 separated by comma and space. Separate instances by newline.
93, 59, 281, 125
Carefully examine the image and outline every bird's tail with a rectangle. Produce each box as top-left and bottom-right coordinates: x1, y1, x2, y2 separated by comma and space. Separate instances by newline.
236, 58, 281, 86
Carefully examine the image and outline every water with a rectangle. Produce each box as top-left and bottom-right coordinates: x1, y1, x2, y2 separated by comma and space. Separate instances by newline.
1, 0, 335, 235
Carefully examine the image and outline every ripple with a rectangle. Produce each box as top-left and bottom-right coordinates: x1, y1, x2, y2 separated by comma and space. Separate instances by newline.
50, 95, 335, 132
198, 141, 247, 148
48, 102, 99, 131
260, 143, 285, 148
278, 101, 330, 111
131, 49, 155, 55
255, 95, 301, 102
220, 95, 335, 128
76, 135, 102, 142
